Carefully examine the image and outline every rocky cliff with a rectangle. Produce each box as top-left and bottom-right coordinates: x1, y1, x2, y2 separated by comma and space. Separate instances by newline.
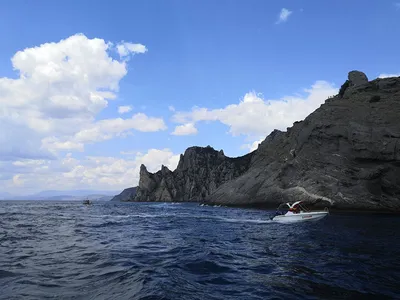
208, 71, 400, 211
132, 71, 400, 211
111, 187, 137, 201
133, 146, 254, 202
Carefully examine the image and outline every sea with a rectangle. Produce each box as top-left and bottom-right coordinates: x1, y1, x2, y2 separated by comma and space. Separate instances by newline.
0, 201, 399, 300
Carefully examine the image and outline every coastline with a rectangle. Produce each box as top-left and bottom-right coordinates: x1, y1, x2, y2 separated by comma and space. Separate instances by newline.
114, 199, 400, 215
5, 198, 398, 214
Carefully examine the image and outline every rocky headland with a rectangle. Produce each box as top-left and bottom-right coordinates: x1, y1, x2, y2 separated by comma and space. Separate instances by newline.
110, 187, 137, 202
116, 71, 400, 212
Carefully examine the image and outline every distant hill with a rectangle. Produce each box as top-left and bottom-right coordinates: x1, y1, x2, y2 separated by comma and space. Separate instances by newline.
30, 189, 119, 198
2, 190, 119, 201
111, 187, 137, 201
44, 194, 114, 201
97, 195, 114, 201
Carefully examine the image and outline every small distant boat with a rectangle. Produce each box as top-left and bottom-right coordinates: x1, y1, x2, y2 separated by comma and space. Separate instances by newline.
83, 199, 92, 205
271, 201, 329, 223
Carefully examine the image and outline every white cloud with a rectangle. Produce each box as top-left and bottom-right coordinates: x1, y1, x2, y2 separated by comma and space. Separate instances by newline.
42, 113, 167, 152
172, 81, 337, 139
0, 33, 165, 159
171, 123, 198, 136
378, 73, 400, 78
120, 150, 140, 156
276, 8, 293, 24
168, 105, 176, 112
241, 138, 264, 152
12, 159, 47, 167
1, 149, 180, 195
41, 138, 84, 153
134, 149, 180, 172
12, 174, 24, 186
118, 105, 133, 114
73, 113, 166, 140
116, 42, 147, 58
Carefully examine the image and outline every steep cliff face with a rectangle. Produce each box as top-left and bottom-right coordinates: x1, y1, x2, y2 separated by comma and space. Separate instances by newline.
133, 146, 254, 202
131, 71, 400, 211
208, 72, 400, 211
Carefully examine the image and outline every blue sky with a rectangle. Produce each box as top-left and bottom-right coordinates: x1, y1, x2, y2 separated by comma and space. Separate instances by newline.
0, 0, 399, 194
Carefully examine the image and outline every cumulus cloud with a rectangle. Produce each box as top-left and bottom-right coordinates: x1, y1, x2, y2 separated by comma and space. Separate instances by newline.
171, 123, 198, 136
276, 8, 293, 24
1, 149, 180, 195
134, 149, 180, 171
116, 42, 147, 58
42, 113, 166, 152
172, 81, 337, 141
378, 73, 400, 78
0, 33, 165, 159
118, 105, 133, 114
41, 139, 85, 153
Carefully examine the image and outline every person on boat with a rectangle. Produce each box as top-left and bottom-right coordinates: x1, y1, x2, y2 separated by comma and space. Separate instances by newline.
289, 205, 300, 214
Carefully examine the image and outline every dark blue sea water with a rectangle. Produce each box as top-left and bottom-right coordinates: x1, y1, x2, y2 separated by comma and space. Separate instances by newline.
0, 201, 399, 300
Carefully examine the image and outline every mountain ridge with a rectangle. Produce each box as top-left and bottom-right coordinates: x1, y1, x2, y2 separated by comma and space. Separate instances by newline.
1, 190, 119, 201
117, 71, 400, 211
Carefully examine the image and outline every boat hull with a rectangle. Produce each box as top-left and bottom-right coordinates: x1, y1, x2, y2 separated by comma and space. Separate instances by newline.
272, 211, 328, 223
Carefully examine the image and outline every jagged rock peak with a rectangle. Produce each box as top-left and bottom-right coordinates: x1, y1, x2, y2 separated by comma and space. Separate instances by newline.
133, 144, 254, 203
339, 70, 369, 98
161, 165, 171, 174
184, 145, 219, 154
348, 70, 368, 86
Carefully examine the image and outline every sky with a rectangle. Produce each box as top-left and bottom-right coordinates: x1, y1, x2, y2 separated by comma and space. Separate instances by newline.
0, 0, 399, 195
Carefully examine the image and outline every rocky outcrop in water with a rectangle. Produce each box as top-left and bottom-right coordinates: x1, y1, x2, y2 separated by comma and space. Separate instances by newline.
110, 187, 137, 202
133, 146, 253, 202
131, 71, 400, 211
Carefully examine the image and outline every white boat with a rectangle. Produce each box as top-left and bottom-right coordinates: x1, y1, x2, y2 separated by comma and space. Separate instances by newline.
271, 201, 329, 223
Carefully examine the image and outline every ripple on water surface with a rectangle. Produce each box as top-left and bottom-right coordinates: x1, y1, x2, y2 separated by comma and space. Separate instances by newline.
0, 201, 399, 299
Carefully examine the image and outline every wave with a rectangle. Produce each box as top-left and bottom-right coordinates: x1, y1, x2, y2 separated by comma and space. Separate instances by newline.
0, 201, 398, 299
